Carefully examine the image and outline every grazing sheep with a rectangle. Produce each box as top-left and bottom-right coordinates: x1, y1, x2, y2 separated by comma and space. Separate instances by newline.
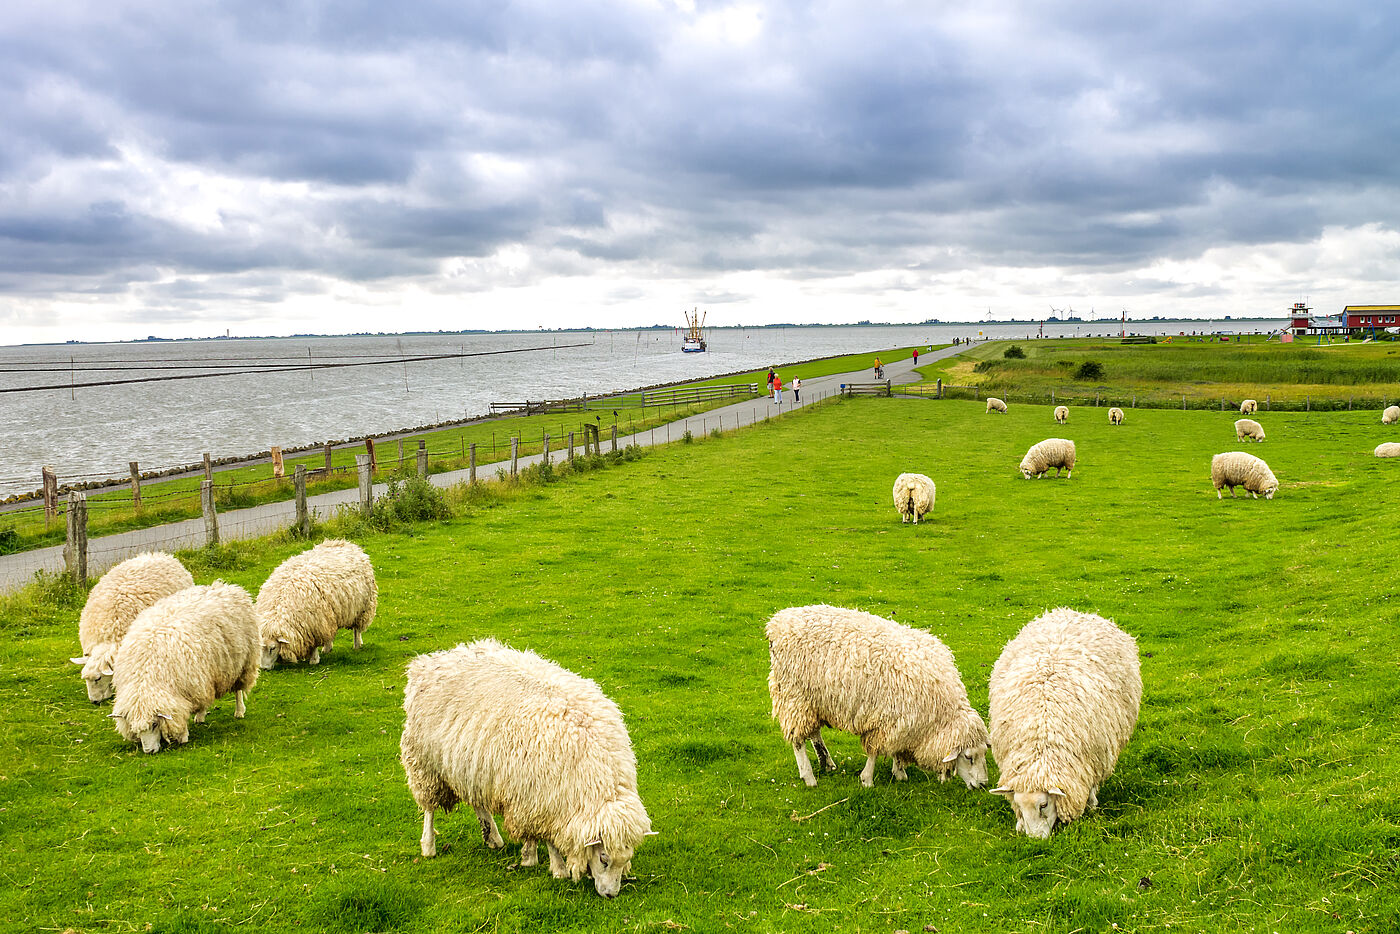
986, 397, 1008, 414
109, 581, 260, 754
1234, 418, 1265, 443
892, 473, 936, 524
1375, 443, 1400, 458
1240, 399, 1258, 415
989, 607, 1141, 839
255, 539, 377, 669
1384, 405, 1400, 425
766, 605, 989, 789
1019, 439, 1076, 479
69, 552, 194, 703
401, 639, 651, 898
1053, 405, 1069, 424
1211, 451, 1279, 499
1108, 407, 1124, 426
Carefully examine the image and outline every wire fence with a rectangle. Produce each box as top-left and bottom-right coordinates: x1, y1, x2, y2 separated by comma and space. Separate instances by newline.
903, 383, 1400, 413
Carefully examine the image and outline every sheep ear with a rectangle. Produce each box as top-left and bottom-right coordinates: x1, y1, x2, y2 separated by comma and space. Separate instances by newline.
277, 638, 290, 644
583, 838, 602, 847
990, 786, 1013, 795
942, 751, 959, 763
70, 656, 89, 665
100, 666, 114, 677
644, 831, 659, 836
107, 713, 122, 718
157, 713, 173, 721
1048, 787, 1066, 797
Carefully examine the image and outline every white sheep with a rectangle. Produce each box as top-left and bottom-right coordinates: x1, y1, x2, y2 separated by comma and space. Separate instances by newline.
109, 581, 261, 754
1053, 405, 1069, 424
1375, 442, 1400, 458
69, 551, 194, 702
256, 539, 377, 669
1240, 399, 1257, 415
1234, 418, 1265, 443
1211, 451, 1278, 499
401, 639, 651, 898
989, 607, 1141, 838
766, 605, 989, 789
1384, 405, 1400, 425
1108, 407, 1124, 426
986, 397, 1008, 414
892, 473, 936, 524
1019, 438, 1076, 479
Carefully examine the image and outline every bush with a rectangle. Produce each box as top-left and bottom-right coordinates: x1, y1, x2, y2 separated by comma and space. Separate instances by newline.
0, 527, 19, 556
370, 476, 450, 530
1074, 360, 1106, 381
682, 430, 695, 444
1003, 345, 1026, 359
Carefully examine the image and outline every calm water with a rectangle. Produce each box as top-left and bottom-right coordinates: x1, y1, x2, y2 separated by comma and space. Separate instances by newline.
0, 320, 1280, 497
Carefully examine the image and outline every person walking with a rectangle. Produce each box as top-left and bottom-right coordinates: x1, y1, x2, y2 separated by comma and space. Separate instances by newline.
772, 373, 783, 404
767, 367, 775, 399
912, 348, 919, 365
793, 376, 801, 402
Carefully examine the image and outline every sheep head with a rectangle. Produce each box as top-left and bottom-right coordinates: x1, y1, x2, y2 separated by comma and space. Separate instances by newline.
991, 786, 1064, 839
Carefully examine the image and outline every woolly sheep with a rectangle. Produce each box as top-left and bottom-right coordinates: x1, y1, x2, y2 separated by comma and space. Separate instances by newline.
892, 473, 936, 524
401, 639, 651, 898
1384, 405, 1400, 425
1375, 443, 1400, 457
1240, 399, 1257, 415
1108, 407, 1124, 426
1053, 405, 1069, 424
1019, 438, 1076, 479
986, 397, 1008, 414
766, 605, 989, 789
109, 581, 260, 754
1234, 418, 1265, 443
1211, 451, 1278, 499
989, 607, 1141, 839
256, 539, 377, 669
70, 552, 194, 702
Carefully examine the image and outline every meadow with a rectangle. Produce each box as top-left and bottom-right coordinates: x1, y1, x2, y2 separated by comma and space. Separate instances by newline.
1, 393, 1397, 933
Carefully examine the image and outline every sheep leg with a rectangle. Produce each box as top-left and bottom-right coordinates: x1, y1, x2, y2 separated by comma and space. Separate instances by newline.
1088, 786, 1099, 811
891, 754, 909, 782
234, 690, 246, 718
354, 629, 363, 649
859, 755, 878, 787
420, 809, 437, 857
308, 646, 321, 665
520, 838, 539, 867
474, 806, 504, 849
193, 707, 208, 724
547, 842, 569, 878
812, 730, 837, 772
791, 740, 818, 787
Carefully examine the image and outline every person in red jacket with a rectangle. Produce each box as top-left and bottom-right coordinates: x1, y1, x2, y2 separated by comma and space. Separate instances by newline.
772, 373, 783, 403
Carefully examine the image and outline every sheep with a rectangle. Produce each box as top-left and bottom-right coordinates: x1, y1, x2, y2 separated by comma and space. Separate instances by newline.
892, 473, 936, 524
1053, 405, 1069, 424
989, 607, 1141, 839
255, 539, 377, 669
1240, 399, 1258, 415
69, 552, 194, 703
401, 639, 651, 898
766, 605, 989, 790
986, 397, 1008, 414
1019, 438, 1076, 479
1211, 451, 1279, 499
1384, 405, 1400, 425
109, 581, 260, 754
1375, 443, 1400, 458
1108, 407, 1124, 426
1234, 418, 1265, 443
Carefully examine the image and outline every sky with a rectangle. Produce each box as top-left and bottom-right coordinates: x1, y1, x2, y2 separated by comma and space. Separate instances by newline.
3, 0, 1399, 343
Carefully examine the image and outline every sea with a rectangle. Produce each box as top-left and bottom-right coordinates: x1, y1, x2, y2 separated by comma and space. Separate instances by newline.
0, 319, 1281, 498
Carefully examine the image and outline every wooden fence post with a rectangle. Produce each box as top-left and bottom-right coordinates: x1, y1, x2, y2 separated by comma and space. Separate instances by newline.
271, 446, 285, 478
356, 454, 372, 517
611, 425, 618, 453
543, 434, 551, 466
568, 431, 575, 461
510, 438, 519, 477
42, 467, 57, 526
324, 442, 333, 472
203, 453, 213, 482
936, 377, 943, 399
295, 465, 310, 537
200, 480, 219, 547
398, 439, 405, 471
365, 438, 377, 473
469, 443, 477, 484
64, 491, 88, 584
129, 461, 142, 511
417, 440, 427, 478
1266, 394, 1271, 411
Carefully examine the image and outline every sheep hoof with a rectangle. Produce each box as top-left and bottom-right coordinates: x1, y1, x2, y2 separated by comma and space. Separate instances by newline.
802, 775, 817, 788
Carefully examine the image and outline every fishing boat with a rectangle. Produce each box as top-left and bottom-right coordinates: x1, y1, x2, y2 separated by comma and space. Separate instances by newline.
682, 307, 707, 352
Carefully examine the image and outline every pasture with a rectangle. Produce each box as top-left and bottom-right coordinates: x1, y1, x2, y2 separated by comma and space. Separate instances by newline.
2, 396, 1397, 932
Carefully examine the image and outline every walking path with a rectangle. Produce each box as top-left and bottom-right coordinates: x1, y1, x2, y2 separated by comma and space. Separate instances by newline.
0, 347, 961, 592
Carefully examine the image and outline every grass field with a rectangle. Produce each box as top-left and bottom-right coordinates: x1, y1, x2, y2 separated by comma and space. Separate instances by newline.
2, 395, 1398, 932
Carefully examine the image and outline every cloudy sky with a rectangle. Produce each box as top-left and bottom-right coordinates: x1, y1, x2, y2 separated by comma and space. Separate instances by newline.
2, 0, 1398, 343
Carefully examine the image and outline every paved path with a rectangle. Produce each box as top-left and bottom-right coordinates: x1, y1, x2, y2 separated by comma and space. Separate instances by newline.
0, 347, 962, 591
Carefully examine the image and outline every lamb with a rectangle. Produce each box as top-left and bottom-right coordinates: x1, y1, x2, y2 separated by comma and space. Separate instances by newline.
986, 397, 1008, 414
69, 551, 194, 702
1234, 418, 1265, 443
1240, 399, 1257, 415
400, 639, 651, 898
766, 605, 989, 789
109, 581, 260, 754
892, 473, 936, 524
1108, 407, 1124, 426
1384, 405, 1400, 425
1053, 405, 1069, 424
989, 607, 1141, 839
1211, 451, 1278, 499
1375, 443, 1400, 458
255, 539, 377, 669
1019, 438, 1076, 479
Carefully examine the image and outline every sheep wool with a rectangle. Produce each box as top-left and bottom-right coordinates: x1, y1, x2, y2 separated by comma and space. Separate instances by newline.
70, 551, 194, 703
986, 397, 1008, 414
1211, 451, 1278, 499
256, 539, 377, 668
892, 473, 936, 524
1384, 405, 1400, 425
1019, 438, 1076, 479
1234, 418, 1265, 443
766, 605, 989, 789
1240, 399, 1258, 415
1053, 405, 1069, 424
401, 639, 651, 898
110, 581, 260, 754
1108, 407, 1124, 426
989, 607, 1141, 838
1375, 442, 1400, 458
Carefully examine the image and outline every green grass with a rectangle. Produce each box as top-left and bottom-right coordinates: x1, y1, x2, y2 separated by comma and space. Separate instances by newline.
3, 397, 1398, 932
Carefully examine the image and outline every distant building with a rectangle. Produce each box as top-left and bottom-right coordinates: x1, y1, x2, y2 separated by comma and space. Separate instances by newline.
1342, 305, 1400, 330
